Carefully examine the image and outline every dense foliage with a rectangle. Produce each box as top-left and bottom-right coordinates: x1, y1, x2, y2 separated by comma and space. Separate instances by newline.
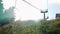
40, 19, 60, 34
0, 19, 60, 34
2, 19, 60, 34
0, 0, 15, 25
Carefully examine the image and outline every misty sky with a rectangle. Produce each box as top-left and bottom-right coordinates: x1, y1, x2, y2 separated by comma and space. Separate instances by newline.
3, 0, 60, 21
48, 3, 60, 20
48, 0, 60, 20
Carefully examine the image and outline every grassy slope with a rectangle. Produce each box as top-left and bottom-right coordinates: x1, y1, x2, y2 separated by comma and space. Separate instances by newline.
0, 19, 60, 34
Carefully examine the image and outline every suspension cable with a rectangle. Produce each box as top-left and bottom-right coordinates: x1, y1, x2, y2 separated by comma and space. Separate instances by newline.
23, 0, 40, 11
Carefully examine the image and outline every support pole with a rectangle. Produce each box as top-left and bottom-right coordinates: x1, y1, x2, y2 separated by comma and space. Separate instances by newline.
44, 13, 45, 19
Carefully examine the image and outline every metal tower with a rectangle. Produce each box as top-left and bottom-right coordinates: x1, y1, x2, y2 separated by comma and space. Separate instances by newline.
23, 0, 49, 20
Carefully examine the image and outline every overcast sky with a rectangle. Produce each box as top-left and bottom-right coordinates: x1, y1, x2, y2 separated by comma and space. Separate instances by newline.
48, 0, 60, 20
3, 0, 60, 21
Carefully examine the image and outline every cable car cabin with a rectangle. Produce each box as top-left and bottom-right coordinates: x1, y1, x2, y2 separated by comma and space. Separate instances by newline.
56, 14, 60, 19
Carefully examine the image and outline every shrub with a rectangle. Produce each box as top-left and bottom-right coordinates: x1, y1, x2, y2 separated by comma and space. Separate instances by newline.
40, 19, 60, 34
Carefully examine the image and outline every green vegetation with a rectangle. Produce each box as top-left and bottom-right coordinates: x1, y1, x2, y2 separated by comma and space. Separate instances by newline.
0, 0, 15, 25
14, 19, 60, 34
40, 19, 60, 34
0, 19, 59, 34
0, 24, 13, 34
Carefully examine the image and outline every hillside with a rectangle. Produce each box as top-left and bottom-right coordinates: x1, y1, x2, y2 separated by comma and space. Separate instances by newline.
0, 19, 60, 34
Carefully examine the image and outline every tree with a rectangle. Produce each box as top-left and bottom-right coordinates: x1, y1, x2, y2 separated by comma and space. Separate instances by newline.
0, 0, 15, 26
4, 7, 15, 23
